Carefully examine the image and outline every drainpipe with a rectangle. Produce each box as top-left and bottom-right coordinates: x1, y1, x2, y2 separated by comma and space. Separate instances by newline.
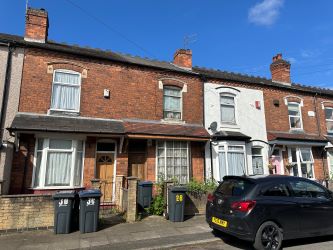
0, 43, 14, 148
210, 140, 214, 181
314, 93, 327, 181
201, 75, 207, 181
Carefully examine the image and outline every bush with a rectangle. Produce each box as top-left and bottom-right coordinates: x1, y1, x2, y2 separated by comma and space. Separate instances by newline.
147, 194, 165, 216
186, 179, 218, 198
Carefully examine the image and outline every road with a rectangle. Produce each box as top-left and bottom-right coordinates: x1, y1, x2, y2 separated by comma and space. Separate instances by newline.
168, 232, 333, 250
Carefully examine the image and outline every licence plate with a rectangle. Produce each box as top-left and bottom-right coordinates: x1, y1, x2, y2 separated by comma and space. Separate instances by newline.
212, 217, 228, 227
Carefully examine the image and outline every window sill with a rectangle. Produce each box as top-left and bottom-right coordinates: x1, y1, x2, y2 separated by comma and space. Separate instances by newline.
161, 119, 185, 124
30, 186, 84, 190
220, 123, 240, 129
48, 109, 80, 117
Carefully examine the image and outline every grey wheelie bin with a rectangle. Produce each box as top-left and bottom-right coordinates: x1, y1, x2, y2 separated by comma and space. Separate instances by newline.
168, 186, 187, 222
53, 191, 77, 234
78, 189, 102, 233
137, 181, 153, 209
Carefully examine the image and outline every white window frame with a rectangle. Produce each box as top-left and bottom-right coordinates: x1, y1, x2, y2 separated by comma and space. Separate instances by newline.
288, 147, 315, 179
327, 150, 333, 177
155, 141, 189, 183
220, 93, 237, 125
163, 86, 183, 121
216, 143, 247, 178
288, 102, 303, 130
325, 107, 333, 134
251, 147, 264, 175
50, 69, 81, 113
32, 138, 85, 189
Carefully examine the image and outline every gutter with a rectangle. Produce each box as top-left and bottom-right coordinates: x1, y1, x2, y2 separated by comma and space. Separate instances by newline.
0, 42, 13, 148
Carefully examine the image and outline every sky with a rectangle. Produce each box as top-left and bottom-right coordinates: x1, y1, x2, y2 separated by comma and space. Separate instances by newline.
1, 0, 333, 88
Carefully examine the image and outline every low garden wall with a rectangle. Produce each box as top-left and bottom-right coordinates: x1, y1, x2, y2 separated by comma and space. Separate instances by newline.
0, 194, 54, 232
184, 193, 207, 216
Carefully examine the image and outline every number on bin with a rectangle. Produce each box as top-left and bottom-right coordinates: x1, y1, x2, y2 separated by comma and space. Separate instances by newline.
176, 194, 183, 202
87, 198, 96, 206
59, 198, 69, 207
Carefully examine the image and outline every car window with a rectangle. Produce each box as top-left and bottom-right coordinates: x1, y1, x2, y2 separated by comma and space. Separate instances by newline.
216, 179, 254, 196
261, 183, 290, 197
289, 180, 330, 200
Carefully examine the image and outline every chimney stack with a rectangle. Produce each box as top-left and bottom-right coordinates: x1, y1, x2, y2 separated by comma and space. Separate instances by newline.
270, 53, 291, 85
173, 49, 192, 69
24, 8, 49, 43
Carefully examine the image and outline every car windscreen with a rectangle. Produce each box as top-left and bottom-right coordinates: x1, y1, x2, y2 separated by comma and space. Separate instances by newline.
216, 178, 255, 196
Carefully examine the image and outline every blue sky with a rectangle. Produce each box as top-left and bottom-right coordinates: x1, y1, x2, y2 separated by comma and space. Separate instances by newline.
1, 0, 333, 88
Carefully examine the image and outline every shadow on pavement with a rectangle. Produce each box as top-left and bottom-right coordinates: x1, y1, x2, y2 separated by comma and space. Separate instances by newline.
282, 234, 333, 248
212, 229, 254, 250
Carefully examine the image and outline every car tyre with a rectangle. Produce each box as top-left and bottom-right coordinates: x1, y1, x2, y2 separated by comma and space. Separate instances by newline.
253, 221, 283, 250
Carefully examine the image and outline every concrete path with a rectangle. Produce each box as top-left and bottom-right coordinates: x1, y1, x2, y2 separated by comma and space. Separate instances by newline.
0, 215, 221, 250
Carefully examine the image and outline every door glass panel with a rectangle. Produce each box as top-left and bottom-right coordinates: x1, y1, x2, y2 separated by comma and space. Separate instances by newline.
289, 180, 330, 200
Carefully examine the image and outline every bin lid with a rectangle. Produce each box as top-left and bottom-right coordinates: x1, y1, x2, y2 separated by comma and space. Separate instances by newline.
138, 181, 153, 186
169, 186, 187, 192
53, 190, 77, 199
78, 189, 102, 198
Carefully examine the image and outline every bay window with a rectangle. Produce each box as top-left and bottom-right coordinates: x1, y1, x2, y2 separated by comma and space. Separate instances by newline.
157, 141, 188, 184
51, 70, 81, 112
252, 147, 264, 175
288, 147, 314, 179
288, 102, 302, 129
33, 138, 84, 188
218, 145, 246, 180
220, 94, 236, 124
163, 87, 182, 120
325, 108, 333, 133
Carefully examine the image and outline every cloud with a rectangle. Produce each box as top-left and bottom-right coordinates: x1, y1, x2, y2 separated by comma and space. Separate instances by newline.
286, 57, 297, 64
248, 0, 284, 26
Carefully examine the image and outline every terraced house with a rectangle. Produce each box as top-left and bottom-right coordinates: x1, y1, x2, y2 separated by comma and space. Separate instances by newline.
1, 8, 209, 203
197, 54, 333, 183
1, 7, 333, 204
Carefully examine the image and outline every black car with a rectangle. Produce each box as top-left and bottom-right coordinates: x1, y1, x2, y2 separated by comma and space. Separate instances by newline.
206, 175, 333, 250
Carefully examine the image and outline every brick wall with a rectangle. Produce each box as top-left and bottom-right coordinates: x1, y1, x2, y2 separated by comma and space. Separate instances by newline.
19, 48, 203, 125
0, 194, 53, 231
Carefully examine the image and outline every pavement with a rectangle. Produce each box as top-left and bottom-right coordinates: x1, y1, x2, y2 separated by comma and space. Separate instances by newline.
0, 215, 221, 250
2, 215, 333, 250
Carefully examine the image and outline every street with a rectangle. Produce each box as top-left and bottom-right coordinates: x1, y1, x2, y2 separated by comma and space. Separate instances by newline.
169, 232, 333, 250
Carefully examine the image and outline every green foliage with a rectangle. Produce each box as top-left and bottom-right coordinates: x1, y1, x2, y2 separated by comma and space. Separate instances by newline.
186, 179, 218, 198
147, 194, 165, 216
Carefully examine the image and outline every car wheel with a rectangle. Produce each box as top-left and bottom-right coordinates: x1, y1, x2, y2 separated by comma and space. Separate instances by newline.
253, 221, 283, 250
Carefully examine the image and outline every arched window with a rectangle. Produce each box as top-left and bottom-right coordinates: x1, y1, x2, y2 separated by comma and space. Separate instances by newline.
51, 70, 81, 112
287, 102, 303, 129
163, 86, 182, 120
220, 93, 236, 124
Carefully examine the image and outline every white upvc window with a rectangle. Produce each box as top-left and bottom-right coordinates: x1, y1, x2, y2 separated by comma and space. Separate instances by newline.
220, 94, 236, 124
156, 141, 189, 184
252, 147, 264, 175
163, 86, 182, 120
288, 147, 314, 179
288, 102, 303, 129
33, 138, 84, 188
325, 108, 333, 133
51, 70, 81, 112
217, 144, 246, 180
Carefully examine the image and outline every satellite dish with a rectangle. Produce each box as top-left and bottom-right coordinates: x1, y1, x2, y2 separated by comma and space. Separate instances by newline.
209, 121, 218, 132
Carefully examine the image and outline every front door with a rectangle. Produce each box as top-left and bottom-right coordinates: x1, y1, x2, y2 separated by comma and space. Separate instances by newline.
96, 153, 114, 203
270, 148, 284, 175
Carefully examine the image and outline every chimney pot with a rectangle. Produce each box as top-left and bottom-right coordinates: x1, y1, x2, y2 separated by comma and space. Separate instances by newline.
173, 49, 192, 69
24, 8, 49, 43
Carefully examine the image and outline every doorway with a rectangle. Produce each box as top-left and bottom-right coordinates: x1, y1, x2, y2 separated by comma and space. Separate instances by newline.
96, 141, 116, 203
128, 139, 147, 180
270, 148, 284, 175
